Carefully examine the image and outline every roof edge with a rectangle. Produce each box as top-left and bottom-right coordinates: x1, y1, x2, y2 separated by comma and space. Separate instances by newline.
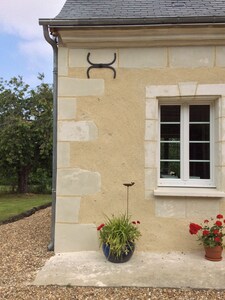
39, 16, 225, 27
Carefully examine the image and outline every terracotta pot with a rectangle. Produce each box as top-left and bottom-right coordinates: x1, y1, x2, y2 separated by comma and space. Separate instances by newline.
204, 245, 223, 261
102, 242, 135, 263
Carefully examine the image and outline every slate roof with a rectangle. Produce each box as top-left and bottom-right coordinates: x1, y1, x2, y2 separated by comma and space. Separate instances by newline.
40, 0, 225, 26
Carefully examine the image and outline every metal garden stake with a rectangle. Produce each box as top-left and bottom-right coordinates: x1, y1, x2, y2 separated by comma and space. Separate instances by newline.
123, 182, 135, 218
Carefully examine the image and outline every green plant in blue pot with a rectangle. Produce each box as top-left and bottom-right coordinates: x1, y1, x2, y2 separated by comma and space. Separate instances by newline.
97, 214, 141, 263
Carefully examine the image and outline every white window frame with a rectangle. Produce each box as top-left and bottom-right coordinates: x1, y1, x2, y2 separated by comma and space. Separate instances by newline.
158, 100, 215, 188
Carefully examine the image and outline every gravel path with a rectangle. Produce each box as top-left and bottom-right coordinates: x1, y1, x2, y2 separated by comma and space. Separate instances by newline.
1, 207, 225, 299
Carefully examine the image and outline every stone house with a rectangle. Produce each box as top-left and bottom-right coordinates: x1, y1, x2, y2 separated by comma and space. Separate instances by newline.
39, 0, 225, 253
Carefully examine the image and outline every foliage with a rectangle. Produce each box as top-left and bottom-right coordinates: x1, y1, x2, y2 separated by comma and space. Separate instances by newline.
0, 74, 53, 193
97, 214, 141, 258
0, 193, 51, 222
189, 214, 225, 248
28, 168, 52, 194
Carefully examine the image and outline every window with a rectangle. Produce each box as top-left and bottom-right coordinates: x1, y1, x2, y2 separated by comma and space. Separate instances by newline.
159, 103, 214, 187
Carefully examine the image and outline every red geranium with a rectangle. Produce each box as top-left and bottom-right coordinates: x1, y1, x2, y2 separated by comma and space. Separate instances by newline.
214, 237, 221, 242
215, 221, 222, 227
203, 230, 210, 236
97, 223, 105, 231
217, 214, 223, 219
189, 214, 225, 247
189, 223, 202, 235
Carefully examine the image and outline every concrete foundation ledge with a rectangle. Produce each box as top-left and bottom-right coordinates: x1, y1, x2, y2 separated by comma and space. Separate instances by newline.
33, 251, 225, 289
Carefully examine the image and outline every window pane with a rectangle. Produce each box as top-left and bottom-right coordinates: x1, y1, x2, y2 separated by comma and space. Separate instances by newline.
161, 124, 180, 141
189, 105, 210, 122
190, 124, 209, 141
161, 106, 180, 122
160, 162, 180, 178
160, 103, 212, 184
190, 162, 210, 179
160, 105, 181, 180
190, 143, 210, 160
161, 143, 180, 159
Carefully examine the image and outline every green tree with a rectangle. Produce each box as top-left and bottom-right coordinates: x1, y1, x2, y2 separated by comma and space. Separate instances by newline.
0, 75, 53, 193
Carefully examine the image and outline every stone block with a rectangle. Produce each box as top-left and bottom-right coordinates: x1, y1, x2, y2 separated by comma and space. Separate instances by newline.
55, 223, 99, 253
146, 85, 179, 98
215, 98, 220, 120
186, 199, 220, 218
146, 98, 158, 120
217, 142, 225, 166
216, 46, 225, 67
219, 117, 225, 142
145, 168, 157, 191
178, 82, 197, 96
58, 47, 68, 76
145, 141, 157, 168
221, 141, 225, 165
119, 48, 167, 68
58, 77, 104, 97
217, 167, 225, 190
169, 46, 214, 68
58, 98, 76, 120
215, 167, 222, 190
58, 121, 98, 142
196, 84, 225, 96
56, 197, 81, 223
155, 199, 186, 218
57, 168, 101, 196
153, 187, 224, 197
57, 142, 70, 168
145, 190, 153, 200
220, 97, 225, 118
147, 83, 225, 99
145, 120, 157, 141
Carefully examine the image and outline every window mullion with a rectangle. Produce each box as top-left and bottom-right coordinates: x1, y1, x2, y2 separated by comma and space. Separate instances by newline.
210, 104, 214, 183
182, 104, 189, 182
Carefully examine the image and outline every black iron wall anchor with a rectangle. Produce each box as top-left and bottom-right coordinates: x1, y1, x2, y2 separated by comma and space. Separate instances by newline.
86, 52, 117, 79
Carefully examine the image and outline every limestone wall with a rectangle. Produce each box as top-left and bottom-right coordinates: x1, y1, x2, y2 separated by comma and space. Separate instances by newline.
55, 45, 225, 253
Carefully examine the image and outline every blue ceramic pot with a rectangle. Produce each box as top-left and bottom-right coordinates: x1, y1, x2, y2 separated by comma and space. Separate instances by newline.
102, 242, 135, 263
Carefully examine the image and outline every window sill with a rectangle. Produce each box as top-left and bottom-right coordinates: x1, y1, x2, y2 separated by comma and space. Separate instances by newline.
154, 187, 225, 198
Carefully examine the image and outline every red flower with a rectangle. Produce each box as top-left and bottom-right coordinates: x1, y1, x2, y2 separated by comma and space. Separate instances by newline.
214, 236, 221, 242
215, 221, 223, 227
217, 214, 223, 219
132, 221, 136, 225
97, 223, 105, 231
203, 230, 210, 236
189, 223, 202, 235
137, 221, 140, 224
190, 216, 225, 247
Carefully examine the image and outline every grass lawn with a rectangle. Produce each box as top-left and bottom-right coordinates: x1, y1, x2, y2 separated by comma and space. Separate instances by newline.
0, 194, 52, 222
